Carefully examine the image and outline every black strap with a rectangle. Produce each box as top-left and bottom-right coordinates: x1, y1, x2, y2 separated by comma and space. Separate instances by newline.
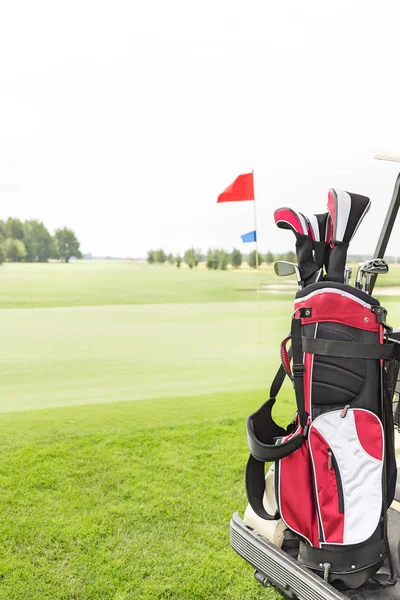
302, 337, 397, 360
291, 317, 308, 427
246, 397, 306, 461
270, 363, 287, 399
245, 455, 280, 520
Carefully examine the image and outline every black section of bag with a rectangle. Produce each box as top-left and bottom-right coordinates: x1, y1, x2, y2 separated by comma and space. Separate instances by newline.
298, 524, 387, 589
302, 322, 380, 417
383, 360, 397, 507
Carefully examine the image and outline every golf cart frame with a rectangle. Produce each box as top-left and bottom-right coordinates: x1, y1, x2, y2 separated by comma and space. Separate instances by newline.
230, 161, 400, 600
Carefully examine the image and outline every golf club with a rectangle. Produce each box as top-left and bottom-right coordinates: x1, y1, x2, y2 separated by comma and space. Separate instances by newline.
355, 261, 368, 290
274, 261, 303, 290
344, 265, 352, 285
360, 259, 389, 294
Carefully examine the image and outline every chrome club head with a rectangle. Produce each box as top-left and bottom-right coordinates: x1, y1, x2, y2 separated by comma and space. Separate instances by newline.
344, 265, 352, 285
361, 259, 389, 294
274, 261, 303, 290
355, 261, 368, 290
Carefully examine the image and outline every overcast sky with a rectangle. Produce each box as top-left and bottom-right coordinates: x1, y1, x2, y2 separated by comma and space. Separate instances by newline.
1, 1, 400, 257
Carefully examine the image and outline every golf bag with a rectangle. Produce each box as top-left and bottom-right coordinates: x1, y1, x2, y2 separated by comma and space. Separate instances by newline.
245, 188, 400, 588
246, 282, 398, 587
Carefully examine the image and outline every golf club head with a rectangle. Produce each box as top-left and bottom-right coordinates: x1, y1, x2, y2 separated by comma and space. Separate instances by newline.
344, 265, 352, 284
357, 259, 389, 293
274, 261, 302, 289
355, 261, 368, 289
362, 258, 389, 275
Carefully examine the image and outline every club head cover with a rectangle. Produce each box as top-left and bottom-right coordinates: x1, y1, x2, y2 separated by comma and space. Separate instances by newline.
327, 189, 371, 243
274, 207, 320, 284
326, 189, 371, 283
306, 212, 331, 270
274, 208, 309, 236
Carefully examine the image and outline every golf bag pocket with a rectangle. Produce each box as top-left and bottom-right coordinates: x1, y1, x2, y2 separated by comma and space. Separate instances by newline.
275, 437, 320, 547
309, 408, 383, 546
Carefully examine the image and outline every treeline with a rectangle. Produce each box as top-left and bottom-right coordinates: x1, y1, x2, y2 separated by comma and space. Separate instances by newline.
0, 218, 82, 264
147, 248, 296, 269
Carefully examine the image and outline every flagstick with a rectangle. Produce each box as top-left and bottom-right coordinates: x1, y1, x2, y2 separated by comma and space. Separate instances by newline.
252, 169, 261, 344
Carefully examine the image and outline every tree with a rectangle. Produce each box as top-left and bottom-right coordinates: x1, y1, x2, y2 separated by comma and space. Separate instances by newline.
193, 249, 202, 267
0, 220, 6, 242
218, 250, 229, 270
167, 253, 175, 264
284, 250, 296, 263
206, 249, 218, 270
230, 248, 242, 268
0, 244, 5, 265
265, 250, 274, 264
23, 220, 54, 262
184, 248, 199, 269
53, 228, 82, 263
5, 218, 24, 241
147, 250, 155, 264
5, 238, 27, 262
154, 249, 166, 263
248, 250, 263, 269
176, 254, 182, 268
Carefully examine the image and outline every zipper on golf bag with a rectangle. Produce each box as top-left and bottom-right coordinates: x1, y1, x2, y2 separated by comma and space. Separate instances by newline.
327, 448, 344, 514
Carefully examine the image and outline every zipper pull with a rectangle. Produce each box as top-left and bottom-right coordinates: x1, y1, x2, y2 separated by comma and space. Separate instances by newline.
327, 449, 333, 470
340, 405, 350, 418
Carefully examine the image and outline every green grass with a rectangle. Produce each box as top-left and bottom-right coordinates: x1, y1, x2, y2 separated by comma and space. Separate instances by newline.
0, 262, 285, 308
0, 261, 400, 598
0, 300, 291, 413
0, 389, 296, 600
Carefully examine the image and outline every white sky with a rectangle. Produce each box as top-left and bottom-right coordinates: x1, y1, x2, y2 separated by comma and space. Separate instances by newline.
1, 0, 400, 257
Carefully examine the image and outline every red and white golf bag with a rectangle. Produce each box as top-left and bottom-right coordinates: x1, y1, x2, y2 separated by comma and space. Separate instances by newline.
245, 281, 399, 587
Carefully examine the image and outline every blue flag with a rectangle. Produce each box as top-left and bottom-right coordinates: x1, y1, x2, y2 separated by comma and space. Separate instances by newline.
241, 230, 257, 243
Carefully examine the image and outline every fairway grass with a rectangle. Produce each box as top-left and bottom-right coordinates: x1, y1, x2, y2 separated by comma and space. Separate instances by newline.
0, 262, 286, 309
1, 262, 400, 598
0, 300, 292, 413
0, 389, 293, 599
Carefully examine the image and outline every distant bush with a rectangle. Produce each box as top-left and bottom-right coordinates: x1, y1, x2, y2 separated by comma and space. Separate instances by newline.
206, 249, 218, 270
265, 250, 274, 264
147, 250, 155, 264
218, 252, 228, 270
206, 248, 229, 270
24, 220, 54, 262
176, 254, 182, 268
248, 250, 263, 269
184, 248, 200, 269
5, 238, 27, 262
154, 249, 166, 263
230, 248, 242, 268
53, 228, 82, 263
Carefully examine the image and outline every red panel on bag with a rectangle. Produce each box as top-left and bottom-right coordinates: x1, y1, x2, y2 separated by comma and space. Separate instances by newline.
295, 292, 380, 332
354, 410, 383, 461
309, 428, 344, 544
279, 437, 319, 547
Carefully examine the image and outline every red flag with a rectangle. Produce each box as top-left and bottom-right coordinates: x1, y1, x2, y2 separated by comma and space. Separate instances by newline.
217, 173, 254, 203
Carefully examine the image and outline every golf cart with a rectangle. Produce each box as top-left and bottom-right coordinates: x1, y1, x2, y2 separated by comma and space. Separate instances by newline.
230, 155, 400, 600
